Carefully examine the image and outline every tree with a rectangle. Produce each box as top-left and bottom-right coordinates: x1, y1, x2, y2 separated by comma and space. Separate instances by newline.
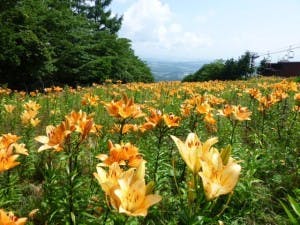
221, 58, 238, 80
71, 0, 88, 14
92, 0, 123, 33
0, 0, 19, 13
0, 0, 54, 90
0, 0, 153, 90
72, 0, 123, 34
257, 58, 270, 75
237, 51, 254, 78
182, 60, 224, 82
182, 52, 254, 82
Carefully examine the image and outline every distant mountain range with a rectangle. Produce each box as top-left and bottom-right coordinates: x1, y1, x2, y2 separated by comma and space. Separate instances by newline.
144, 59, 209, 81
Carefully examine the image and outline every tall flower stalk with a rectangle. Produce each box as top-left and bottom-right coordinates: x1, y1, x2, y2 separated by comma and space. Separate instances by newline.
35, 110, 100, 224
94, 143, 161, 221
171, 133, 241, 221
218, 104, 251, 145
103, 94, 145, 142
0, 133, 28, 216
140, 109, 180, 182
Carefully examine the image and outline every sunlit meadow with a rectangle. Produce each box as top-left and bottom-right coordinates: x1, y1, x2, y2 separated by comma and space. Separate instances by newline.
0, 77, 299, 225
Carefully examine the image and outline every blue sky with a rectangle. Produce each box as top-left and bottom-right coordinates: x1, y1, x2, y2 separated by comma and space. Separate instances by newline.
110, 0, 300, 62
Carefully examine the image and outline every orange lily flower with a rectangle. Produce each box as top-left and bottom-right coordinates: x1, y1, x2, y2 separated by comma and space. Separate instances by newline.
23, 100, 41, 111
140, 109, 163, 132
44, 87, 52, 93
35, 122, 70, 152
218, 105, 251, 121
294, 93, 300, 102
113, 162, 162, 217
81, 93, 99, 106
199, 148, 241, 200
20, 110, 38, 125
0, 134, 28, 172
294, 93, 300, 111
97, 140, 143, 168
93, 162, 124, 207
218, 104, 233, 118
0, 134, 19, 148
145, 109, 163, 126
0, 209, 27, 225
246, 88, 261, 99
204, 112, 217, 125
139, 122, 155, 133
180, 104, 193, 117
232, 105, 252, 121
196, 102, 213, 115
94, 161, 161, 217
0, 87, 12, 95
3, 104, 16, 113
53, 86, 63, 92
257, 95, 278, 111
206, 94, 225, 105
294, 105, 300, 112
171, 133, 218, 174
30, 118, 41, 127
163, 113, 180, 128
111, 124, 138, 134
65, 110, 98, 139
104, 95, 145, 119
272, 89, 288, 101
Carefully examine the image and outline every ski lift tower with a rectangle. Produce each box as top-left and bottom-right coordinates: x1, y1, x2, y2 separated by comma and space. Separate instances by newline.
266, 52, 272, 63
279, 46, 295, 62
286, 45, 295, 61
250, 52, 260, 75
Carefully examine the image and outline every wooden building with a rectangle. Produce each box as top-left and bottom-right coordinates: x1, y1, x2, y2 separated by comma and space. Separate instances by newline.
264, 61, 300, 77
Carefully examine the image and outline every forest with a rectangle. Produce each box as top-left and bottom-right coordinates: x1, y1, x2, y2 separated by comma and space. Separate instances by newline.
0, 0, 154, 91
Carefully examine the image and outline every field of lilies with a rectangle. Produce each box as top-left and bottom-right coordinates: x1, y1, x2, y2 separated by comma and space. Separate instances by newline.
0, 77, 299, 225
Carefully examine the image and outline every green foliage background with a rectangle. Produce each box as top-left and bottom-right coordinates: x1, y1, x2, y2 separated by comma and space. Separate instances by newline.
0, 0, 154, 90
182, 51, 255, 82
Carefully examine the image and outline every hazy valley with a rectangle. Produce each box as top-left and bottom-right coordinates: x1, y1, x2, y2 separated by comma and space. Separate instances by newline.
145, 59, 207, 81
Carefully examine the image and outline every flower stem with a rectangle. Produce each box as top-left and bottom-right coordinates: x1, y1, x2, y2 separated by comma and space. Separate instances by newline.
153, 127, 165, 182
285, 111, 298, 146
230, 120, 238, 145
118, 119, 126, 142
67, 143, 75, 225
260, 111, 266, 144
217, 193, 233, 217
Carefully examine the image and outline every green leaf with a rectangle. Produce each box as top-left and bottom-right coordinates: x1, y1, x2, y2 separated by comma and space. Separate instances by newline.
80, 212, 97, 219
279, 200, 298, 225
71, 212, 76, 225
220, 145, 231, 165
288, 195, 300, 217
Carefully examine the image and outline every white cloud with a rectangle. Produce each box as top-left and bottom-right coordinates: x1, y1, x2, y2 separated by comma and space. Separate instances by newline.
114, 0, 131, 4
119, 0, 212, 59
122, 0, 171, 37
195, 10, 216, 24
